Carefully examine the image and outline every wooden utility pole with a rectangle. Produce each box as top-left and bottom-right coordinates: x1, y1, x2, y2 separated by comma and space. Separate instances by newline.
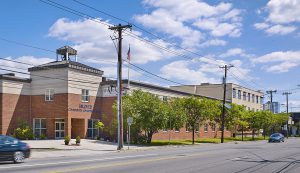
220, 64, 233, 143
109, 24, 132, 150
282, 92, 292, 138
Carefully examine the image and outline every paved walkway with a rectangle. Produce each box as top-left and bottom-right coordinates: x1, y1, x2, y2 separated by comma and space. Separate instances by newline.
23, 139, 157, 159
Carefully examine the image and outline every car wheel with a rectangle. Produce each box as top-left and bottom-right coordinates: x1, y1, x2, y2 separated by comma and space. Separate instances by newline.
13, 151, 25, 163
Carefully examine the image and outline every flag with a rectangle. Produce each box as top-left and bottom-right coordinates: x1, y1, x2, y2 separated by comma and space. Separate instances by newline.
127, 44, 131, 61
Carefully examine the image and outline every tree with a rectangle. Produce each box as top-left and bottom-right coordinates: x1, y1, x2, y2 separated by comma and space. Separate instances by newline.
225, 103, 248, 138
122, 90, 168, 143
94, 120, 104, 139
180, 97, 220, 144
245, 111, 261, 140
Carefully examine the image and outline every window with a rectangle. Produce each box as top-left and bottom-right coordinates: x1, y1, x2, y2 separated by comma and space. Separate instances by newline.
232, 89, 236, 98
211, 124, 216, 132
252, 94, 255, 103
163, 96, 168, 102
248, 107, 250, 111
248, 93, 251, 102
82, 89, 90, 102
87, 119, 99, 138
45, 89, 54, 101
185, 123, 190, 132
256, 95, 259, 104
260, 97, 264, 104
243, 92, 246, 101
238, 90, 241, 99
204, 123, 208, 132
34, 119, 47, 138
195, 123, 199, 132
175, 127, 180, 133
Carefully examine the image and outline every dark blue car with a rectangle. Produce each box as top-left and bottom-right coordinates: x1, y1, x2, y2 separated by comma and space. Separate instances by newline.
0, 135, 30, 163
268, 133, 285, 143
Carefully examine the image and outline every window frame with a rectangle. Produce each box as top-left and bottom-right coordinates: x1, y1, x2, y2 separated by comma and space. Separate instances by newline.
45, 88, 54, 101
238, 90, 241, 99
33, 118, 47, 138
204, 123, 208, 132
232, 88, 236, 98
81, 89, 90, 102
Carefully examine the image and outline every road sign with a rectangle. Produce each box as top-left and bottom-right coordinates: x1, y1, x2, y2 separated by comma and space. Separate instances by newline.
127, 117, 133, 125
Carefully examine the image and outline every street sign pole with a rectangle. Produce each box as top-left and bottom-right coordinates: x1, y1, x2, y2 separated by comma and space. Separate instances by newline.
127, 117, 133, 150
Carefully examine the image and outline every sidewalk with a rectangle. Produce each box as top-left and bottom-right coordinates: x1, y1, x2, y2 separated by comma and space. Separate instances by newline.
23, 139, 158, 159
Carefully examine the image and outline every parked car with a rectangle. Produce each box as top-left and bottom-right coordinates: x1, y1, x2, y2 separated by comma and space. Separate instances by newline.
268, 133, 285, 143
0, 135, 30, 163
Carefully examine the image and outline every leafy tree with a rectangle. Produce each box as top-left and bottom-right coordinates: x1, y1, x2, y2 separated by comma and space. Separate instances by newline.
122, 90, 168, 143
180, 97, 220, 144
245, 111, 262, 140
225, 103, 248, 138
164, 98, 187, 132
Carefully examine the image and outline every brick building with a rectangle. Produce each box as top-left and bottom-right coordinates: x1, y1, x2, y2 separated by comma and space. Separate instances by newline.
0, 46, 231, 140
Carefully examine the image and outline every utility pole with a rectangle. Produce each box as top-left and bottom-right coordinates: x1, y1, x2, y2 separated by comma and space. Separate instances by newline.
282, 92, 292, 138
220, 64, 233, 143
266, 90, 277, 113
109, 24, 132, 150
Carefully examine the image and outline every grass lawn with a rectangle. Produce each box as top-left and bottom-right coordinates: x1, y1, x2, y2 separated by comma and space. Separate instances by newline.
150, 136, 268, 146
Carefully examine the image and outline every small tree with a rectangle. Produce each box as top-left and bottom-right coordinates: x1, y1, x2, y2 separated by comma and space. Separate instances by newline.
94, 120, 104, 139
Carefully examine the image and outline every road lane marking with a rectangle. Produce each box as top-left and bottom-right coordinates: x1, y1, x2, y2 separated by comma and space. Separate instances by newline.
45, 152, 211, 173
0, 154, 157, 169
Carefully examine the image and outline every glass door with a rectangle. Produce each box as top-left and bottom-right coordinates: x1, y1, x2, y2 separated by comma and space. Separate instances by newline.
55, 120, 65, 139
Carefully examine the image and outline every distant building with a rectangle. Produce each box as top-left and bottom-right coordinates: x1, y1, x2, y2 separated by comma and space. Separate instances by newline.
170, 83, 264, 111
263, 101, 280, 114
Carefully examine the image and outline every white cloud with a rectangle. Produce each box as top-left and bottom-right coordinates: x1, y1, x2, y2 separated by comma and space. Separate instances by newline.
252, 51, 300, 73
160, 60, 221, 84
254, 22, 270, 30
254, 0, 299, 35
160, 57, 252, 85
0, 56, 53, 77
200, 39, 227, 47
265, 25, 297, 35
135, 0, 243, 48
266, 0, 300, 24
48, 18, 175, 65
220, 48, 251, 58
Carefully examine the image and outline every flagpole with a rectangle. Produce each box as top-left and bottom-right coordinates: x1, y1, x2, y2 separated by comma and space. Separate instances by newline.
127, 44, 130, 90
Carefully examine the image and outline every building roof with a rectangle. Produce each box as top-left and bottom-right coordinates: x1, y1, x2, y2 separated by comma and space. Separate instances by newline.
171, 83, 264, 95
28, 60, 103, 76
101, 79, 227, 101
0, 73, 31, 83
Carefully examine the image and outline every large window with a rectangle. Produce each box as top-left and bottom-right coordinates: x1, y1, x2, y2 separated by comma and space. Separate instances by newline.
256, 95, 259, 104
185, 123, 190, 132
248, 93, 251, 102
45, 89, 54, 101
260, 97, 264, 104
252, 94, 255, 103
82, 89, 90, 102
232, 89, 236, 98
243, 92, 247, 101
195, 123, 199, 133
34, 119, 46, 138
87, 119, 99, 138
238, 90, 241, 99
204, 123, 208, 132
211, 124, 216, 132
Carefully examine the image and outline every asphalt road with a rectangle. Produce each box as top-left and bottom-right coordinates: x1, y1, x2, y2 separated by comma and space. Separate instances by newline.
1, 138, 300, 173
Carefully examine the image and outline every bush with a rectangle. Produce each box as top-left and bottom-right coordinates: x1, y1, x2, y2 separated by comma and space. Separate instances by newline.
64, 136, 71, 145
40, 134, 46, 140
14, 127, 34, 140
76, 136, 81, 144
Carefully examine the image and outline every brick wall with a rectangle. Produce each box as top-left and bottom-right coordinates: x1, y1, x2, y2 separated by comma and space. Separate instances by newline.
1, 93, 30, 135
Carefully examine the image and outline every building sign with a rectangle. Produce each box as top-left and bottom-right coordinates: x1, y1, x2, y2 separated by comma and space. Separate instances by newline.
68, 104, 101, 114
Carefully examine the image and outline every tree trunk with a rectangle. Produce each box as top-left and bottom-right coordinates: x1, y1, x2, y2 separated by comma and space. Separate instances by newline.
252, 129, 255, 140
192, 125, 195, 144
241, 126, 244, 141
147, 131, 153, 144
263, 127, 266, 139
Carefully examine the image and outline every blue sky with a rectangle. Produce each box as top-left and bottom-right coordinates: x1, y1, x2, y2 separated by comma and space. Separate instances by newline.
0, 0, 300, 111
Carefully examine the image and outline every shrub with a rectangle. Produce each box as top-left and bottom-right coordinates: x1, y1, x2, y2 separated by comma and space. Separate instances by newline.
40, 134, 46, 140
76, 136, 81, 144
14, 127, 34, 140
64, 136, 71, 145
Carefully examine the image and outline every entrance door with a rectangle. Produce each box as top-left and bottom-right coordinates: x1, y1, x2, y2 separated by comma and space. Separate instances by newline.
55, 121, 65, 139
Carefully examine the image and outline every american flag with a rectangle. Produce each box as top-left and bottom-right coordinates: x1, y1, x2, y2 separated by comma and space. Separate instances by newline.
127, 44, 131, 61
